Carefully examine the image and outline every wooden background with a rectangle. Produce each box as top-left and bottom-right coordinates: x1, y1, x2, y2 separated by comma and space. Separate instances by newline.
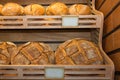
96, 0, 120, 80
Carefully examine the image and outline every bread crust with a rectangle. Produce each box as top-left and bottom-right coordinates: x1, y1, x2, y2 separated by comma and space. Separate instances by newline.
55, 38, 103, 65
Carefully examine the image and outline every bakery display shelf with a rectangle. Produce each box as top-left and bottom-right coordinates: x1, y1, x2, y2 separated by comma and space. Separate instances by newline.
0, 0, 114, 80
0, 14, 101, 29
0, 46, 114, 80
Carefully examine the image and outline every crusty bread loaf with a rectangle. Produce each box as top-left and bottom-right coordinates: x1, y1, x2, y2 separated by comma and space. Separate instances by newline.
0, 42, 17, 65
55, 38, 103, 65
46, 2, 68, 15
0, 4, 3, 15
11, 42, 54, 65
69, 4, 91, 15
24, 4, 45, 15
1, 2, 24, 16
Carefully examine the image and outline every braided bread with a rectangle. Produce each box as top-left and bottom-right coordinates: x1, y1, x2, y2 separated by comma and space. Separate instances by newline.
55, 38, 103, 65
11, 42, 54, 65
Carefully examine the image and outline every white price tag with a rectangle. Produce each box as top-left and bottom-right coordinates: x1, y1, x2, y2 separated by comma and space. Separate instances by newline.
62, 16, 79, 28
45, 67, 64, 79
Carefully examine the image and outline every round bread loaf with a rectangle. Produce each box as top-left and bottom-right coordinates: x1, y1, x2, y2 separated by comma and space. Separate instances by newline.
69, 4, 91, 15
0, 4, 3, 15
24, 4, 45, 15
46, 2, 68, 15
11, 42, 54, 65
55, 38, 103, 65
1, 2, 24, 16
0, 42, 17, 65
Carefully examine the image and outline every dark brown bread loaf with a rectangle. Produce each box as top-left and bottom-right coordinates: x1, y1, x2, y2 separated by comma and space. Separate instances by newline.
55, 38, 103, 65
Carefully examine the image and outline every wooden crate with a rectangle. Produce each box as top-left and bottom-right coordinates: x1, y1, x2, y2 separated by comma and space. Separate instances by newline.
0, 0, 114, 80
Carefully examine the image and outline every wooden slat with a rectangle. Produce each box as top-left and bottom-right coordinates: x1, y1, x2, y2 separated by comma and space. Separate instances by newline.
65, 76, 110, 80
99, 0, 120, 17
104, 29, 120, 52
109, 52, 120, 71
103, 34, 114, 53
104, 6, 120, 35
95, 0, 105, 9
113, 29, 120, 50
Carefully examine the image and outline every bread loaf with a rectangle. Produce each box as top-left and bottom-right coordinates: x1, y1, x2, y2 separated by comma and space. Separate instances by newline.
0, 42, 17, 65
46, 2, 68, 15
1, 2, 24, 16
55, 38, 103, 65
0, 4, 3, 15
69, 4, 91, 15
24, 4, 45, 15
11, 42, 54, 65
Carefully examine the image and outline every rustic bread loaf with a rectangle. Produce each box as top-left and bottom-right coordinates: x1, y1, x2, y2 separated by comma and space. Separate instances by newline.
11, 42, 54, 65
46, 2, 68, 15
24, 4, 45, 15
69, 4, 91, 15
0, 4, 3, 15
0, 42, 17, 65
1, 2, 24, 16
55, 38, 103, 65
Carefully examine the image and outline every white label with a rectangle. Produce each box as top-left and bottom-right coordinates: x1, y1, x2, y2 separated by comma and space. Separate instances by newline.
62, 16, 79, 27
45, 67, 64, 79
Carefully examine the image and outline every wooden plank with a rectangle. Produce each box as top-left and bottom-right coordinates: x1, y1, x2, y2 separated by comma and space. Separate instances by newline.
103, 34, 114, 53
99, 0, 120, 17
103, 29, 120, 52
0, 30, 91, 42
104, 6, 120, 35
113, 29, 120, 50
109, 52, 120, 71
95, 0, 105, 9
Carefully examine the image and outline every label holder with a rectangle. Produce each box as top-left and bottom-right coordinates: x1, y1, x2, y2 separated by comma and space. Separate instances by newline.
62, 15, 79, 28
45, 67, 64, 79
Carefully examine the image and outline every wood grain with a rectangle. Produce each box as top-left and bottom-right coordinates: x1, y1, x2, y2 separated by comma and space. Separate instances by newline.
109, 52, 120, 71
104, 6, 120, 35
95, 0, 105, 9
103, 29, 120, 53
99, 0, 120, 17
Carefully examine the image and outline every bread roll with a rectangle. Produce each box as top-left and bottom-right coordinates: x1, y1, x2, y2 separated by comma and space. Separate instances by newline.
1, 3, 24, 16
55, 38, 103, 65
0, 42, 17, 65
24, 4, 45, 15
0, 4, 3, 15
46, 2, 68, 15
69, 4, 91, 15
11, 42, 54, 65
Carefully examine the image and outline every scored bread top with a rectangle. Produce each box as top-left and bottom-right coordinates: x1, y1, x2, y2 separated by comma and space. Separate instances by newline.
55, 38, 103, 65
0, 42, 17, 65
11, 42, 54, 65
24, 4, 45, 15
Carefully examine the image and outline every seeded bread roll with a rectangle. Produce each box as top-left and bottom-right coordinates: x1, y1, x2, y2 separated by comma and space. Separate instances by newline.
11, 42, 54, 65
69, 4, 91, 15
55, 38, 103, 65
0, 42, 17, 65
24, 4, 45, 15
1, 2, 24, 16
46, 2, 68, 15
